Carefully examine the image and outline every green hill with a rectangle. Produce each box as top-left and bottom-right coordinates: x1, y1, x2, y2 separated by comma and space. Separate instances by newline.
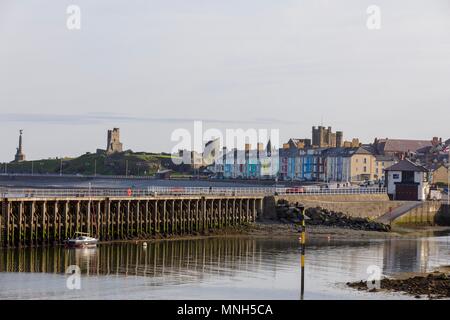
1, 151, 186, 176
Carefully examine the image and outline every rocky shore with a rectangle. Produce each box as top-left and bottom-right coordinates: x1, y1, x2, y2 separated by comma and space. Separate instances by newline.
275, 200, 391, 232
347, 270, 450, 299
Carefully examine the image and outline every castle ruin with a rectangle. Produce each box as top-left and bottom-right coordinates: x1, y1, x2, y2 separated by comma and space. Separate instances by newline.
106, 128, 123, 154
312, 126, 343, 148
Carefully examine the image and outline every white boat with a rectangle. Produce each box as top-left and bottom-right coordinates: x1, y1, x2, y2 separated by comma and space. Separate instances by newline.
65, 232, 98, 248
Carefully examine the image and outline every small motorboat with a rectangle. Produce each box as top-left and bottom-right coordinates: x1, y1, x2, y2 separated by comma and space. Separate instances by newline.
64, 232, 98, 248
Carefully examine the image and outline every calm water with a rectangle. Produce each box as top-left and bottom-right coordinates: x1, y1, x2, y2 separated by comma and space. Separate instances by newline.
1, 234, 450, 300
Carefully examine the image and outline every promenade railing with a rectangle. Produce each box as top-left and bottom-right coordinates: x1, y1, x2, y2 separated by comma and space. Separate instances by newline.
0, 187, 387, 198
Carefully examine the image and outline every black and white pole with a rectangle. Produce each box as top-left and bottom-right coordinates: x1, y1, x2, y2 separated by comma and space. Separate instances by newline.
299, 205, 306, 300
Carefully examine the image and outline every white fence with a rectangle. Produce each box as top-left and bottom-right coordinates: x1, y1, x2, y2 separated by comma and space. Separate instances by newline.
0, 186, 387, 198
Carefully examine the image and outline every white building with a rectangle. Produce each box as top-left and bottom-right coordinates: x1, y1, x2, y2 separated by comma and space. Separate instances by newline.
385, 159, 430, 201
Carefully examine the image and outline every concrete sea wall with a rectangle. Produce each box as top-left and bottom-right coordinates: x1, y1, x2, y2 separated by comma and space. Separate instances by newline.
393, 202, 449, 226
264, 194, 450, 226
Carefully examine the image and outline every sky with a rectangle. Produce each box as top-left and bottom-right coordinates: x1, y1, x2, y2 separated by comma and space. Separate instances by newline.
1, 0, 450, 162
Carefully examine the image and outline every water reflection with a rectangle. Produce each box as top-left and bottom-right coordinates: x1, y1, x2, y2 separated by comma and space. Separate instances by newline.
1, 239, 268, 281
0, 235, 450, 299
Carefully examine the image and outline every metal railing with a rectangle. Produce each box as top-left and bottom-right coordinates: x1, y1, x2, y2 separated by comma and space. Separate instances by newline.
0, 186, 387, 198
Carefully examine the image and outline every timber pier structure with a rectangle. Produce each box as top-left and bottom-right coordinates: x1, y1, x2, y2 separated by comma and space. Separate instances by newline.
0, 188, 265, 247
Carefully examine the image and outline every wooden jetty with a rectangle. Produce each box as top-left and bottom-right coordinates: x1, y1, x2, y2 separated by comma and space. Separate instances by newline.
0, 188, 264, 247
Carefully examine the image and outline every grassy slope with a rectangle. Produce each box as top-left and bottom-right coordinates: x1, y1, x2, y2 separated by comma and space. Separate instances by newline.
1, 152, 182, 176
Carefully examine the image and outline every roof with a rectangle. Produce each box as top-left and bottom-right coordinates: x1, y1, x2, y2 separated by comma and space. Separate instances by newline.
376, 139, 432, 154
427, 163, 448, 171
287, 138, 310, 148
322, 147, 373, 157
361, 144, 376, 153
289, 138, 303, 144
385, 159, 429, 172
353, 146, 373, 155
279, 147, 299, 158
374, 154, 396, 162
416, 146, 432, 154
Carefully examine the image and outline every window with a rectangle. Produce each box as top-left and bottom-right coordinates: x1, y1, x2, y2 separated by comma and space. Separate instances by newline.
402, 171, 415, 183
364, 158, 367, 164
363, 166, 367, 172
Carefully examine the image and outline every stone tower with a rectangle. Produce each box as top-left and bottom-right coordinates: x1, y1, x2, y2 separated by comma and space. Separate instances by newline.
336, 131, 343, 147
312, 125, 342, 148
14, 129, 26, 162
106, 128, 123, 154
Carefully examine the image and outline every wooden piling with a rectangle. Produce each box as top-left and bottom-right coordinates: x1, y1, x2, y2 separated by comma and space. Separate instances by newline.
0, 194, 261, 247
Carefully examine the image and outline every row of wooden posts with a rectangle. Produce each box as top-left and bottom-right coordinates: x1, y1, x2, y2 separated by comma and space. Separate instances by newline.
0, 238, 260, 276
0, 196, 263, 247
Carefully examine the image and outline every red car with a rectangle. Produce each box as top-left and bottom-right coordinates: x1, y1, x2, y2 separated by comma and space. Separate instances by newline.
285, 187, 304, 194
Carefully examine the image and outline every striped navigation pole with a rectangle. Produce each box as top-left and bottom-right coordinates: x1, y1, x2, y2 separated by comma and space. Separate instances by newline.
447, 146, 450, 206
298, 204, 306, 300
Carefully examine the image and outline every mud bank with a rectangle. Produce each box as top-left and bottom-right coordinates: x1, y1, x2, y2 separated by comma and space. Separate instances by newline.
347, 269, 450, 299
103, 222, 450, 245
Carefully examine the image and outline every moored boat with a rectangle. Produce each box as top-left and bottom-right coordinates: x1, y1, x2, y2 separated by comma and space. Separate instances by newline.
64, 232, 98, 248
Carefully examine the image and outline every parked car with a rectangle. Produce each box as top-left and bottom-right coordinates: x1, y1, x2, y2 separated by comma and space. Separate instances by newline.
429, 189, 442, 201
285, 187, 305, 194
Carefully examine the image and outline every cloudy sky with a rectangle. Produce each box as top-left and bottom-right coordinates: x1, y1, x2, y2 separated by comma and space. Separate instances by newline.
1, 0, 449, 162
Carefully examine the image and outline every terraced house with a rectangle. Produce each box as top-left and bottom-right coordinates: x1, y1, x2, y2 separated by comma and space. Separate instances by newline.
209, 128, 434, 184
348, 147, 376, 182
214, 144, 388, 183
215, 144, 278, 179
323, 147, 378, 183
